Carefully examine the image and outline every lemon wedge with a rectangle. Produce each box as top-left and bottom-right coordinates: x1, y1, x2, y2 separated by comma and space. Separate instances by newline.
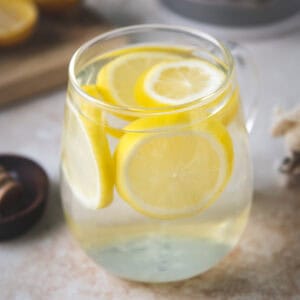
96, 51, 181, 107
0, 0, 38, 47
62, 94, 114, 209
116, 117, 233, 219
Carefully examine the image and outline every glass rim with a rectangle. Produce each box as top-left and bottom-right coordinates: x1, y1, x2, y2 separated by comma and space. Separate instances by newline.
68, 24, 234, 116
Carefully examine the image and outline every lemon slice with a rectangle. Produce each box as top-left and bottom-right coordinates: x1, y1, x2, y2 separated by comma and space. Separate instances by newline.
62, 96, 114, 209
116, 117, 233, 219
96, 51, 181, 107
213, 88, 240, 125
135, 57, 239, 125
0, 0, 38, 47
82, 85, 124, 138
80, 85, 102, 120
135, 59, 225, 107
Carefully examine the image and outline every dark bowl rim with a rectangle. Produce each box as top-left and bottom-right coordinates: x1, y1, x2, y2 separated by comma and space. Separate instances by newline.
0, 154, 49, 224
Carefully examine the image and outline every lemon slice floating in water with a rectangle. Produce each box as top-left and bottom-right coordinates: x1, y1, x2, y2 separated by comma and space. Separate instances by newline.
116, 117, 234, 219
135, 59, 225, 107
135, 57, 240, 125
97, 51, 181, 107
62, 93, 114, 209
68, 47, 237, 215
81, 85, 125, 138
96, 47, 239, 130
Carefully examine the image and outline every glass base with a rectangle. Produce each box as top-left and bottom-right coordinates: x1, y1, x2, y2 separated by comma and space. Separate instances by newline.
87, 235, 232, 283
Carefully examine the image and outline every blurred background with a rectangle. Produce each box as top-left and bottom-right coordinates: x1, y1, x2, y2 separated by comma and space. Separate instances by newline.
90, 0, 300, 39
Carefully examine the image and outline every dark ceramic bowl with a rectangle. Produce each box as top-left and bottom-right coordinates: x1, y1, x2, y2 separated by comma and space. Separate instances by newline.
0, 155, 48, 240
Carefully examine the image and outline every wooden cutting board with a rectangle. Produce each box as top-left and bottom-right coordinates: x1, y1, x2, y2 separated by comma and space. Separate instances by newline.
0, 6, 112, 107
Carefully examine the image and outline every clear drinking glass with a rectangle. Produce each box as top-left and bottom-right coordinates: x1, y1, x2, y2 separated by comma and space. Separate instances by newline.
61, 24, 257, 283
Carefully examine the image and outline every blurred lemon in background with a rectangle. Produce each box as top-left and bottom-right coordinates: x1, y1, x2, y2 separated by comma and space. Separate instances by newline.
0, 0, 38, 46
0, 0, 80, 47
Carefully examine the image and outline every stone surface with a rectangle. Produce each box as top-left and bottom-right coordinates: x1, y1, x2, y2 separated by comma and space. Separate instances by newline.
0, 1, 300, 299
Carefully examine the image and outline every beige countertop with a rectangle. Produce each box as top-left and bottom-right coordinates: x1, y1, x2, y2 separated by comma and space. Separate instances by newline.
0, 1, 300, 299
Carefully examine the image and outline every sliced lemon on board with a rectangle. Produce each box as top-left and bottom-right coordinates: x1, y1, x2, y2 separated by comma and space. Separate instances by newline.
116, 117, 234, 219
135, 59, 225, 107
0, 0, 38, 47
96, 51, 182, 108
62, 97, 114, 209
